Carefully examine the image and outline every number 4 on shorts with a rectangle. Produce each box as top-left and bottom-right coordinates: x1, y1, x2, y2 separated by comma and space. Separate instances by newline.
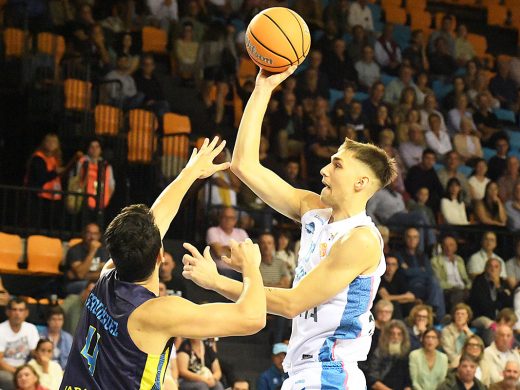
81, 325, 101, 375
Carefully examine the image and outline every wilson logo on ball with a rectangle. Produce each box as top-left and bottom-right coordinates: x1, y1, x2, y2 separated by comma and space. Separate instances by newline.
245, 35, 273, 65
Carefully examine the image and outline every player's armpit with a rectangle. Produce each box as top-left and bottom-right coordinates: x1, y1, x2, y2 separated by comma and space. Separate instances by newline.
274, 227, 381, 318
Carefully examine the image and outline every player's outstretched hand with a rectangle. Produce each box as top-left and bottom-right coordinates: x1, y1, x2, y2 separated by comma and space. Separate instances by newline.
185, 136, 230, 179
221, 238, 261, 272
255, 65, 297, 91
182, 243, 219, 290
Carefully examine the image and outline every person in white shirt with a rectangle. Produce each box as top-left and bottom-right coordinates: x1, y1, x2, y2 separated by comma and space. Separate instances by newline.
425, 113, 453, 160
348, 0, 373, 32
420, 94, 448, 133
481, 325, 520, 386
467, 231, 506, 279
441, 178, 469, 225
399, 124, 426, 169
468, 159, 490, 201
355, 45, 380, 91
147, 0, 178, 32
28, 338, 63, 390
0, 298, 40, 390
505, 240, 520, 290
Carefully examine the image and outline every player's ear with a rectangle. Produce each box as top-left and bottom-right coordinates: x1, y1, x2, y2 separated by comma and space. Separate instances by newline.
157, 246, 165, 265
354, 176, 370, 192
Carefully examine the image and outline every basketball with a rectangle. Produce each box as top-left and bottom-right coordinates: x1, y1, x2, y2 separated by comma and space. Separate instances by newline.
245, 7, 311, 73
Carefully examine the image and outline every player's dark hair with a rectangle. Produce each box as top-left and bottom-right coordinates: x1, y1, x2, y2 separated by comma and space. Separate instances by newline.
104, 204, 161, 283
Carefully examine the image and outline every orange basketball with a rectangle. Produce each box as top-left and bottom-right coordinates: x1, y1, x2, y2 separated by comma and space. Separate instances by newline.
245, 7, 311, 73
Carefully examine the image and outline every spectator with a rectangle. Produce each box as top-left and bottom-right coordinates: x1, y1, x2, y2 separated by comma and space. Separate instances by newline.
440, 178, 470, 225
402, 29, 429, 73
481, 325, 520, 386
409, 328, 449, 390
405, 149, 444, 212
230, 378, 249, 390
206, 207, 249, 279
105, 53, 145, 110
399, 124, 426, 169
490, 58, 517, 109
134, 54, 171, 120
469, 72, 501, 111
305, 118, 338, 192
437, 151, 471, 205
489, 360, 520, 390
345, 100, 369, 142
293, 0, 323, 30
347, 24, 370, 64
474, 181, 507, 227
0, 298, 40, 390
0, 277, 10, 322
429, 15, 455, 56
437, 354, 487, 390
257, 343, 286, 390
370, 105, 395, 144
86, 24, 112, 80
420, 94, 447, 133
63, 222, 109, 294
397, 228, 445, 320
282, 159, 306, 189
406, 304, 435, 350
331, 82, 355, 127
444, 76, 468, 111
375, 23, 402, 76
366, 320, 412, 390
506, 240, 520, 289
384, 65, 420, 106
407, 187, 437, 228
470, 259, 513, 332
441, 303, 474, 368
459, 336, 488, 381
487, 136, 510, 182
432, 236, 472, 310
355, 45, 380, 91
205, 148, 240, 207
27, 339, 63, 390
322, 38, 358, 90
394, 90, 419, 130
465, 60, 480, 92
377, 254, 415, 320
453, 117, 484, 164
506, 182, 520, 231
177, 339, 224, 390
348, 0, 373, 32
275, 231, 296, 279
270, 92, 304, 160
425, 112, 453, 159
468, 231, 506, 279
473, 93, 503, 147
498, 156, 520, 202
362, 81, 385, 124
429, 37, 458, 78
173, 21, 200, 83
448, 94, 476, 135
147, 0, 178, 32
160, 252, 188, 298
469, 158, 491, 201
372, 300, 394, 351
296, 50, 330, 100
258, 232, 290, 289
12, 364, 47, 390
111, 32, 140, 74
315, 19, 340, 56
38, 306, 72, 370
455, 24, 476, 66
61, 281, 95, 335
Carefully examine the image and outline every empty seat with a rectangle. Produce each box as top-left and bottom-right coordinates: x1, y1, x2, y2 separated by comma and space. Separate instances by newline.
64, 79, 92, 111
384, 6, 407, 24
466, 33, 487, 57
128, 109, 158, 163
26, 235, 63, 275
487, 5, 507, 25
0, 232, 23, 272
162, 113, 191, 179
37, 32, 65, 64
142, 27, 167, 54
95, 105, 122, 136
4, 28, 25, 57
410, 10, 432, 31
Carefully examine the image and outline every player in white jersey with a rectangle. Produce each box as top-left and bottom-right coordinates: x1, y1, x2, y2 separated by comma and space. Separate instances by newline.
182, 67, 397, 389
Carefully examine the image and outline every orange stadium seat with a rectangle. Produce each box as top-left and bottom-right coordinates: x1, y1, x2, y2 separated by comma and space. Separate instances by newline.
95, 105, 122, 136
0, 232, 23, 272
37, 32, 65, 64
410, 10, 432, 31
237, 58, 257, 87
161, 113, 191, 179
68, 238, 82, 247
487, 5, 507, 25
142, 27, 167, 54
26, 235, 63, 275
64, 79, 92, 111
381, 0, 402, 9
467, 33, 488, 57
128, 109, 158, 163
406, 0, 426, 12
385, 7, 407, 24
4, 28, 25, 57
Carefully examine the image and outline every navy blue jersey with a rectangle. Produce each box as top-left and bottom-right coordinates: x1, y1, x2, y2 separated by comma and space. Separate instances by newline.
61, 270, 173, 390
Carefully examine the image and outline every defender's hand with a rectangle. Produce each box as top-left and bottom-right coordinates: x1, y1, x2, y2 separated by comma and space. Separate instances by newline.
182, 243, 219, 290
221, 239, 261, 272
185, 137, 230, 179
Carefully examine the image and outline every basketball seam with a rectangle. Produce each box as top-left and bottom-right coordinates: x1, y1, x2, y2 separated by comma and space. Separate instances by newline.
262, 13, 299, 64
250, 53, 306, 69
286, 8, 305, 64
249, 29, 293, 65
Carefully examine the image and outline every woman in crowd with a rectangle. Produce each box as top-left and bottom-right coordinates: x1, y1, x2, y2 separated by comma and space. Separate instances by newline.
441, 303, 474, 368
397, 108, 422, 144
177, 338, 224, 390
448, 93, 476, 134
13, 365, 48, 390
468, 158, 490, 201
441, 178, 470, 225
453, 117, 483, 165
27, 339, 63, 390
394, 87, 419, 126
474, 181, 507, 227
407, 304, 435, 351
174, 21, 200, 83
409, 328, 449, 390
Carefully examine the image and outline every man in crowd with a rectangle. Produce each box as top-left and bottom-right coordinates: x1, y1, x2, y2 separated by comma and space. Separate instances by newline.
482, 325, 520, 386
377, 254, 415, 319
39, 305, 73, 370
467, 231, 506, 279
489, 360, 520, 390
257, 343, 287, 390
159, 251, 188, 298
437, 354, 487, 390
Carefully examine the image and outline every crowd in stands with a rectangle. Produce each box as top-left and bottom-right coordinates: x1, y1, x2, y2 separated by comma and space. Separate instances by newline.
3, 0, 520, 388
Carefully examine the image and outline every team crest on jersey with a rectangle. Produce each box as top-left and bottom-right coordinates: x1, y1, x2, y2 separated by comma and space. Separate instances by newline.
305, 222, 315, 234
320, 242, 327, 257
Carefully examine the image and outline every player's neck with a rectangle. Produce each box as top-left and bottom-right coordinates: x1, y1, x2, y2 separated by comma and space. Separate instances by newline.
134, 267, 160, 296
330, 199, 367, 223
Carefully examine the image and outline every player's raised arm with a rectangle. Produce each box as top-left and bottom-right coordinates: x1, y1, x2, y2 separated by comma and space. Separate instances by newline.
231, 68, 322, 221
151, 137, 229, 238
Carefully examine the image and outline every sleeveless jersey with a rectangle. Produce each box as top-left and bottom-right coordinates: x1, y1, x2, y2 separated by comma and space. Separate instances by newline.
61, 270, 174, 390
283, 208, 386, 372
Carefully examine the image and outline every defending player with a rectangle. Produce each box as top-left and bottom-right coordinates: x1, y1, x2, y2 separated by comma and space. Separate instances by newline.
60, 137, 266, 390
183, 69, 397, 388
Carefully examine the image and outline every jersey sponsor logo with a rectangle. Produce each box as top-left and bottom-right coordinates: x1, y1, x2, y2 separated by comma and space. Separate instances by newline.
299, 306, 318, 322
85, 293, 119, 337
305, 222, 315, 234
302, 354, 313, 360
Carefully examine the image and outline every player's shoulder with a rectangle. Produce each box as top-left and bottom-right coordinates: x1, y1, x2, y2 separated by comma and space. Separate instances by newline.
299, 191, 325, 218
335, 227, 381, 258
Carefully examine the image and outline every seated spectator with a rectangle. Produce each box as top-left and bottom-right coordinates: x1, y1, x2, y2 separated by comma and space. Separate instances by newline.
256, 343, 286, 390
460, 336, 488, 381
174, 21, 199, 83
402, 29, 429, 74
455, 24, 476, 66
474, 181, 507, 227
429, 15, 456, 56
64, 222, 109, 294
281, 159, 306, 189
377, 254, 415, 320
206, 207, 248, 279
470, 260, 513, 333
160, 252, 188, 298
0, 277, 10, 322
369, 104, 393, 142
38, 306, 72, 370
465, 60, 480, 92
490, 58, 517, 109
367, 320, 412, 390
293, 0, 324, 30
373, 300, 394, 351
61, 281, 95, 335
405, 149, 444, 212
384, 65, 419, 107
448, 94, 476, 135
453, 117, 484, 164
473, 93, 503, 147
394, 89, 419, 129
488, 136, 510, 182
355, 45, 380, 91
437, 354, 487, 390
489, 360, 520, 390
468, 71, 501, 111
177, 338, 224, 390
482, 325, 520, 386
331, 83, 355, 127
444, 76, 467, 112
397, 107, 422, 146
205, 148, 240, 208
441, 304, 475, 368
407, 187, 437, 228
275, 231, 296, 279
498, 156, 520, 202
397, 228, 445, 320
305, 118, 338, 192
362, 81, 385, 124
420, 94, 447, 133
506, 182, 520, 231
347, 24, 370, 64
469, 158, 491, 201
147, 0, 178, 32
110, 32, 139, 74
134, 54, 171, 120
416, 73, 434, 107
271, 92, 304, 160
105, 53, 145, 110
296, 51, 330, 100
468, 231, 506, 279
27, 339, 63, 390
399, 124, 426, 169
506, 240, 520, 289
375, 23, 402, 76
0, 298, 40, 390
348, 0, 374, 32
406, 304, 435, 351
429, 36, 458, 78
315, 19, 340, 56
230, 378, 250, 390
425, 113, 453, 160
12, 364, 47, 390
432, 236, 472, 310
322, 38, 357, 90
441, 178, 470, 225
437, 151, 471, 205
409, 328, 449, 390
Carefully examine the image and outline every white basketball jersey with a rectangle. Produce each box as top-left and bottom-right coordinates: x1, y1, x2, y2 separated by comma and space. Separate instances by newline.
283, 208, 386, 372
